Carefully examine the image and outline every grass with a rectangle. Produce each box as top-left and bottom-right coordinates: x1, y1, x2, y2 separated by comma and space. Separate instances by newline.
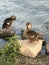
0, 34, 21, 65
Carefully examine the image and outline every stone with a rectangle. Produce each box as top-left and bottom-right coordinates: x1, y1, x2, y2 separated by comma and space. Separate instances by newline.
19, 40, 43, 58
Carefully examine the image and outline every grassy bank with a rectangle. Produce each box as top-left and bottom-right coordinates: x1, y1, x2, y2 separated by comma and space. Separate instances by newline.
0, 35, 49, 65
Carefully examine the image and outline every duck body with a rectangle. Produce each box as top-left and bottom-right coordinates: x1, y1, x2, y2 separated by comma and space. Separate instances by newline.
2, 16, 16, 32
2, 18, 13, 29
21, 29, 43, 42
26, 30, 37, 40
26, 30, 43, 41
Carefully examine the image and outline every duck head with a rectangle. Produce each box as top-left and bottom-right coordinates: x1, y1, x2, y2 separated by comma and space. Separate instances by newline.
26, 22, 32, 30
10, 15, 16, 21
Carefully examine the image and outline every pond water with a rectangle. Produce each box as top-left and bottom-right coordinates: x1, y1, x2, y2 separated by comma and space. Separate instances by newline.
0, 0, 49, 48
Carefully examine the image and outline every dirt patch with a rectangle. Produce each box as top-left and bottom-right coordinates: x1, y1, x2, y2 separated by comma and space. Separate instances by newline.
15, 54, 49, 65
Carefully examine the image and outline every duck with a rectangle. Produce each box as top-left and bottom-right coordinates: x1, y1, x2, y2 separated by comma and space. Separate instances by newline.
21, 22, 43, 42
2, 15, 16, 32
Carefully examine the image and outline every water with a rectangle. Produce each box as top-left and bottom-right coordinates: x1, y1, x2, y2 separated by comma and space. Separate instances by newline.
0, 0, 49, 47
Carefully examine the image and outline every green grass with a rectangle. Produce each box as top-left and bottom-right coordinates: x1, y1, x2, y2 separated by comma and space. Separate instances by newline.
0, 35, 21, 65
